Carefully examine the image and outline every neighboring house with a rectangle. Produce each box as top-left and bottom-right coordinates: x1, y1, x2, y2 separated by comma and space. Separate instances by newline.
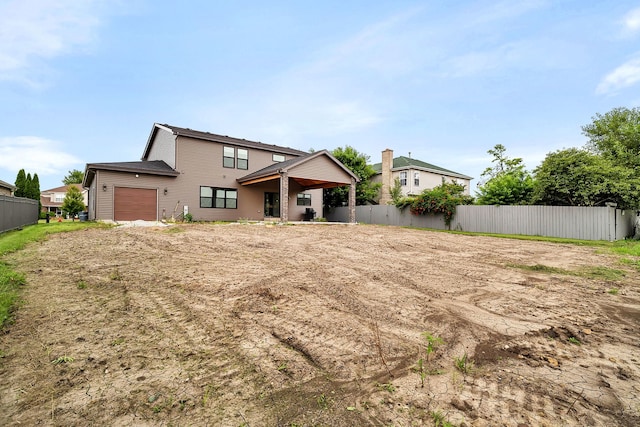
0, 179, 16, 196
40, 184, 89, 216
372, 149, 473, 204
83, 123, 359, 223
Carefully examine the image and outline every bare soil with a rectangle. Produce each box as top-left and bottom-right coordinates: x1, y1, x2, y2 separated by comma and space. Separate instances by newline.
0, 223, 639, 426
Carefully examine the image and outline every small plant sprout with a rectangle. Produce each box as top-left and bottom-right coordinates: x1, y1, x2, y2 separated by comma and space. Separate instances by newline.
51, 355, 74, 365
415, 357, 427, 388
422, 332, 444, 361
414, 331, 444, 387
454, 353, 475, 375
76, 280, 88, 289
430, 410, 455, 427
109, 269, 123, 281
608, 287, 619, 295
316, 393, 333, 409
111, 337, 125, 346
376, 382, 396, 393
202, 384, 215, 407
568, 337, 581, 345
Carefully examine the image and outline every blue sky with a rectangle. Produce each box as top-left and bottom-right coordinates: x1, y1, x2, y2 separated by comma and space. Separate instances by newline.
1, 0, 639, 194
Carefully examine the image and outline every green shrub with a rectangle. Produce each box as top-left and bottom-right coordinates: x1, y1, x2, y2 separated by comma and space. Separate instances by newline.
397, 182, 473, 227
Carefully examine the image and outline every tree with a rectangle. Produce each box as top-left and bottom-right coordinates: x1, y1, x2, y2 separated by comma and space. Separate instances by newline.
323, 146, 381, 210
398, 181, 474, 227
61, 185, 86, 219
25, 173, 33, 199
30, 173, 41, 210
63, 169, 84, 185
476, 144, 533, 205
531, 148, 640, 209
14, 169, 26, 197
25, 173, 40, 200
389, 177, 403, 205
582, 107, 640, 169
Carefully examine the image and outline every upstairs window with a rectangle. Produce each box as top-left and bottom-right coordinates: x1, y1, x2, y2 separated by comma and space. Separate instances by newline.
273, 154, 285, 162
414, 171, 420, 186
399, 171, 407, 186
237, 148, 248, 170
297, 193, 311, 206
223, 146, 235, 168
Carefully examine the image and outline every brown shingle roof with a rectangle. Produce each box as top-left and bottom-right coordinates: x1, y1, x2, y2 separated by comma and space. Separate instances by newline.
83, 160, 179, 187
85, 160, 178, 175
144, 123, 307, 159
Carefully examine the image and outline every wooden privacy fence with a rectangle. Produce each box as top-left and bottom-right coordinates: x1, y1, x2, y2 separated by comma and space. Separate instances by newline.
327, 204, 638, 241
0, 195, 39, 234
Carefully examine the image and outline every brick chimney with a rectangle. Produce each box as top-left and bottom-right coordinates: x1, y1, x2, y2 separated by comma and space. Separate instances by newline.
380, 149, 393, 204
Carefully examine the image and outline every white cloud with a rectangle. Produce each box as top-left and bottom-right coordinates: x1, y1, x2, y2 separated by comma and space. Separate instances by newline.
622, 7, 640, 35
0, 136, 81, 177
596, 56, 640, 95
0, 0, 106, 83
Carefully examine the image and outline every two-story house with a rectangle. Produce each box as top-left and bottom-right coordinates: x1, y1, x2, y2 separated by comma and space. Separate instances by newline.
41, 184, 89, 216
372, 149, 472, 204
83, 123, 359, 223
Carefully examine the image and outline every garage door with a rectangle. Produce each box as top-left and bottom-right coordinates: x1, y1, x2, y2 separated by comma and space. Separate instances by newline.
114, 187, 157, 221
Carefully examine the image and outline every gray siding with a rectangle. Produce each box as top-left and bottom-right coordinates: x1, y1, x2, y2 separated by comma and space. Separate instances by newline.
328, 205, 637, 241
289, 156, 352, 184
1, 195, 39, 233
146, 127, 177, 168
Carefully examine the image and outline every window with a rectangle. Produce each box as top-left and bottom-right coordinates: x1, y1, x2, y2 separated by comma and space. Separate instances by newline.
297, 193, 311, 206
399, 171, 407, 186
200, 186, 237, 209
54, 194, 64, 203
237, 148, 248, 170
223, 146, 234, 168
200, 187, 213, 207
414, 171, 420, 186
273, 154, 285, 162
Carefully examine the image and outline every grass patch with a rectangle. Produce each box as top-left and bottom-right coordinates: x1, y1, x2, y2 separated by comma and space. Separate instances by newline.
508, 263, 626, 280
510, 264, 567, 274
582, 266, 626, 280
163, 226, 185, 234
609, 239, 640, 257
0, 263, 26, 327
407, 226, 640, 270
0, 222, 109, 329
0, 222, 110, 256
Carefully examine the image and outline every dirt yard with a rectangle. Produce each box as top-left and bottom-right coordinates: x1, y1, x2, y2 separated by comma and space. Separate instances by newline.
0, 223, 638, 426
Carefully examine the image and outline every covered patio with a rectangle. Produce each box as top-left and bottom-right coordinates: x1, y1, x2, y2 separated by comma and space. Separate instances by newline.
237, 150, 359, 223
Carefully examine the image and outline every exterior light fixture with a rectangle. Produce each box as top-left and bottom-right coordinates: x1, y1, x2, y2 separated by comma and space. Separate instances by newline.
102, 184, 107, 192
163, 188, 168, 195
